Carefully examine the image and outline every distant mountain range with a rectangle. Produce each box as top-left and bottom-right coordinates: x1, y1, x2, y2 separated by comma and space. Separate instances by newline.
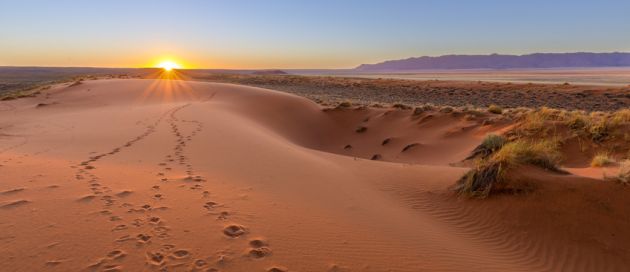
355, 52, 630, 71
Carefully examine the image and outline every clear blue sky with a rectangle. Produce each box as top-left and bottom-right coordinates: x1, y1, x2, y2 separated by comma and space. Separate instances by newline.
1, 0, 629, 68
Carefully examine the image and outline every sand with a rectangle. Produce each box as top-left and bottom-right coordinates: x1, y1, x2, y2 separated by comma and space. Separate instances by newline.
1, 79, 629, 271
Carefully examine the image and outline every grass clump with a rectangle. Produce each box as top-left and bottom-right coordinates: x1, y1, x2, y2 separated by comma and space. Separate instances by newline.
392, 103, 411, 110
336, 101, 352, 109
439, 106, 453, 113
611, 109, 630, 126
466, 134, 506, 160
591, 153, 615, 167
565, 111, 589, 130
588, 119, 610, 142
487, 104, 503, 114
518, 108, 553, 134
456, 139, 562, 198
606, 160, 630, 184
493, 140, 562, 171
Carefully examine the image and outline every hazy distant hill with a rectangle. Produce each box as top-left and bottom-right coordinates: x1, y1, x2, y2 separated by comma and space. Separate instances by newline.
355, 52, 630, 71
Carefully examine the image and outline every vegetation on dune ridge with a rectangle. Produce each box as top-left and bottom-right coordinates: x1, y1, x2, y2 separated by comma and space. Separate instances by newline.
465, 134, 506, 160
456, 139, 563, 198
457, 106, 630, 198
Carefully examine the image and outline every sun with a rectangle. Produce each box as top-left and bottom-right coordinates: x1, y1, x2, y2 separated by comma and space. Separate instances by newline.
157, 61, 181, 71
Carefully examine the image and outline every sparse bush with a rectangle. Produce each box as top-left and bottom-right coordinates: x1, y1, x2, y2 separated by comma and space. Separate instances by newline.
606, 160, 630, 184
520, 109, 551, 133
488, 104, 503, 114
336, 101, 352, 108
493, 140, 562, 171
392, 103, 411, 110
456, 139, 562, 198
439, 106, 453, 113
621, 160, 630, 181
611, 109, 630, 125
591, 153, 614, 167
565, 111, 589, 130
588, 119, 609, 142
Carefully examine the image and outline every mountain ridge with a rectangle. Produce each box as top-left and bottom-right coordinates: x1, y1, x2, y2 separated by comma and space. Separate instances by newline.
355, 52, 630, 71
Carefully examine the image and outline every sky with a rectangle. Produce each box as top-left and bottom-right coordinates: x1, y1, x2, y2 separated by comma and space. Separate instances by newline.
1, 0, 629, 69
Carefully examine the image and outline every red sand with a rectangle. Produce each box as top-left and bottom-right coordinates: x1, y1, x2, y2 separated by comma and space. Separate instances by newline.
1, 79, 629, 271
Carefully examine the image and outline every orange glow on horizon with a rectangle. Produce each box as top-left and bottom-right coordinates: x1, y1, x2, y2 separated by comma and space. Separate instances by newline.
147, 56, 192, 70
157, 60, 181, 71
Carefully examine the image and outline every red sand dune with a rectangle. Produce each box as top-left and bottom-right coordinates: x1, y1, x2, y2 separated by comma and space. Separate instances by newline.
1, 79, 629, 271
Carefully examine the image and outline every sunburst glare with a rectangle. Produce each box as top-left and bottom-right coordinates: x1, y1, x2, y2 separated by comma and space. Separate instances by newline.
157, 61, 181, 71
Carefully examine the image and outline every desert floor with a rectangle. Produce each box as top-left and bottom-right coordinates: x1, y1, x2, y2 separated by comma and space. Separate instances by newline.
1, 79, 629, 272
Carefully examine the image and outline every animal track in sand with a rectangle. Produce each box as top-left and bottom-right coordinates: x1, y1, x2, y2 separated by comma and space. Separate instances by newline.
203, 201, 219, 210
146, 251, 165, 266
148, 216, 161, 224
114, 190, 133, 197
223, 224, 247, 238
217, 211, 230, 220
249, 238, 269, 248
247, 238, 272, 259
248, 247, 272, 259
169, 249, 191, 260
136, 233, 152, 244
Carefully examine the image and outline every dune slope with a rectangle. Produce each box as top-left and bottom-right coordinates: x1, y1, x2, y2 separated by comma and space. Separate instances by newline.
0, 79, 629, 272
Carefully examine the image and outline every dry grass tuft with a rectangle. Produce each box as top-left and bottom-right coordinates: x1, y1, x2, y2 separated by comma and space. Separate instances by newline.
488, 104, 503, 114
605, 160, 630, 185
336, 101, 352, 109
466, 134, 506, 160
455, 139, 562, 198
591, 153, 615, 167
392, 103, 412, 110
